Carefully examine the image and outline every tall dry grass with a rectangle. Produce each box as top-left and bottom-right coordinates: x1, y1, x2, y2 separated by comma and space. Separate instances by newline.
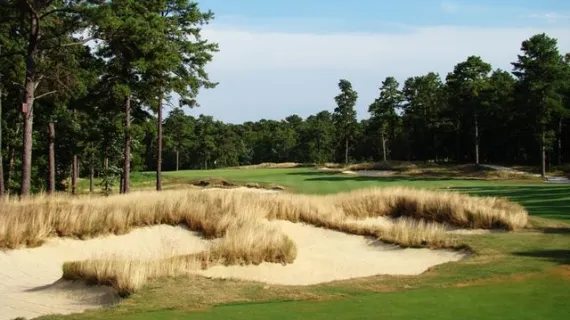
0, 187, 527, 295
61, 217, 296, 296
0, 187, 527, 250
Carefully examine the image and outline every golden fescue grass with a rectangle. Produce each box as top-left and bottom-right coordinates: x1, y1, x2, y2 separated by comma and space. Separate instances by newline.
0, 187, 527, 250
0, 187, 527, 296
61, 218, 296, 296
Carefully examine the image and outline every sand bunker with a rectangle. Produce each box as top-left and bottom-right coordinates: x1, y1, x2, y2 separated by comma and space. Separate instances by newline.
0, 218, 466, 319
0, 225, 210, 320
197, 220, 466, 285
342, 170, 397, 177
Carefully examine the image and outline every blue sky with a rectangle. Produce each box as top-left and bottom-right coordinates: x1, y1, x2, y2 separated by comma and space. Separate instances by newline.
180, 0, 570, 123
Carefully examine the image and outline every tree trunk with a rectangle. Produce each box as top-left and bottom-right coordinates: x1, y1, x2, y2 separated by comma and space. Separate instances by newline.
176, 149, 180, 171
123, 95, 131, 194
7, 146, 15, 190
0, 86, 4, 198
381, 132, 387, 162
474, 112, 479, 165
433, 133, 438, 163
103, 156, 109, 193
156, 88, 163, 191
344, 137, 349, 165
541, 130, 546, 178
72, 155, 78, 195
20, 80, 36, 196
20, 15, 40, 197
455, 120, 461, 163
89, 161, 94, 193
48, 122, 55, 194
558, 118, 563, 166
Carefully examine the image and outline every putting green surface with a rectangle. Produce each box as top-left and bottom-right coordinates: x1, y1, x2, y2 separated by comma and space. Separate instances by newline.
61, 168, 570, 320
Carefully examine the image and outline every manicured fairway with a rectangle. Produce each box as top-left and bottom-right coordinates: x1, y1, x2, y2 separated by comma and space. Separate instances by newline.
154, 168, 570, 221
98, 274, 570, 320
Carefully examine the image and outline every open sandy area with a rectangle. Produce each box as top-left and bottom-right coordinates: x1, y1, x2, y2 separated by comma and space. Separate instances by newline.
198, 220, 466, 285
0, 215, 467, 319
0, 225, 210, 320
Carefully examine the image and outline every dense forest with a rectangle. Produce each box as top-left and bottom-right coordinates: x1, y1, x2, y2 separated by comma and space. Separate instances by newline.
1, 1, 569, 196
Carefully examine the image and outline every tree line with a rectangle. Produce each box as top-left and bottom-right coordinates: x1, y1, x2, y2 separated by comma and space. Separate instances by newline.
1, 2, 569, 197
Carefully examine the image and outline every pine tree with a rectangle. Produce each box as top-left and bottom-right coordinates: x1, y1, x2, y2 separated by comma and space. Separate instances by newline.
333, 79, 358, 165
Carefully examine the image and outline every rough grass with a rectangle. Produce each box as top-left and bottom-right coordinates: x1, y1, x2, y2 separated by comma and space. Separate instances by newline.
0, 187, 527, 296
337, 162, 540, 180
61, 217, 297, 296
0, 187, 527, 250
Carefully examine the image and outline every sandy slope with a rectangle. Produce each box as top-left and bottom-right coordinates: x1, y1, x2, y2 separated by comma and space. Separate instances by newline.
197, 220, 466, 285
0, 225, 210, 320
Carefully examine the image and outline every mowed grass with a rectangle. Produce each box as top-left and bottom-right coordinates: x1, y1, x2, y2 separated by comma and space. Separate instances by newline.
46, 167, 570, 320
80, 273, 570, 320
148, 168, 570, 221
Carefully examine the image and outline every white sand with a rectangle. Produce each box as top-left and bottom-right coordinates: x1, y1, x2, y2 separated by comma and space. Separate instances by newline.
0, 215, 467, 319
0, 225, 210, 320
341, 170, 397, 177
196, 220, 467, 285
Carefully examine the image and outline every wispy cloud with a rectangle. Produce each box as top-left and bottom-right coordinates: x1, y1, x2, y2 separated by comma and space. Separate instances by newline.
523, 12, 570, 24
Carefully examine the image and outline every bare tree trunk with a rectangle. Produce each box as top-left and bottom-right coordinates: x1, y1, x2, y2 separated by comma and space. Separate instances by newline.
0, 85, 4, 198
176, 149, 180, 171
434, 133, 438, 163
89, 153, 94, 193
20, 14, 40, 197
344, 137, 349, 165
474, 112, 479, 165
558, 118, 563, 166
123, 95, 131, 194
541, 130, 546, 178
20, 80, 36, 196
381, 132, 387, 162
72, 155, 78, 195
48, 122, 55, 194
7, 146, 15, 190
103, 156, 109, 193
156, 88, 163, 191
455, 120, 461, 163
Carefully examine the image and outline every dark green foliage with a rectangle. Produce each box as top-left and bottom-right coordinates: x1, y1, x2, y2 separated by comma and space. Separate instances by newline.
333, 79, 358, 164
2, 14, 570, 195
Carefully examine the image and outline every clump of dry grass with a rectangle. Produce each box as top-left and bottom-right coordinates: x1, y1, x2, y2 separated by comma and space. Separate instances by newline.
1, 187, 527, 296
61, 216, 297, 296
0, 187, 527, 250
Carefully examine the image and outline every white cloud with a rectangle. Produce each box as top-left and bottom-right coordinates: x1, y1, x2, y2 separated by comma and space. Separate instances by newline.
191, 24, 570, 123
524, 12, 570, 24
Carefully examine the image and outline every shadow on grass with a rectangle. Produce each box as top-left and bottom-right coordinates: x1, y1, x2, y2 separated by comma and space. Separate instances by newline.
305, 175, 478, 182
452, 185, 570, 221
512, 250, 570, 265
540, 227, 570, 235
286, 171, 342, 176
